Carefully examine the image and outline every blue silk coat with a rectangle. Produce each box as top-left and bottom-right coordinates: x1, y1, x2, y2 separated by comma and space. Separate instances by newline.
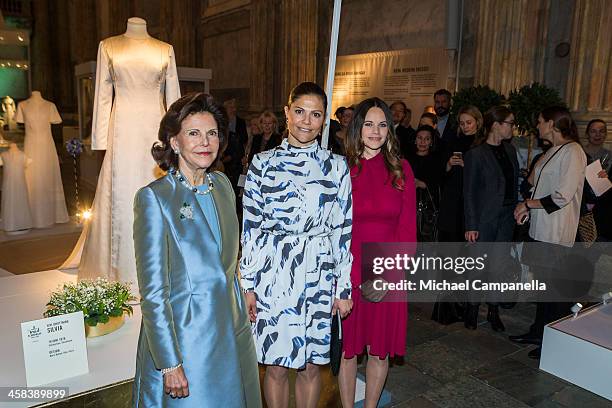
132, 171, 261, 407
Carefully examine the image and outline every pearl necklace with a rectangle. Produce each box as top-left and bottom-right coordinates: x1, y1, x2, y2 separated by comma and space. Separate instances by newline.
171, 168, 214, 195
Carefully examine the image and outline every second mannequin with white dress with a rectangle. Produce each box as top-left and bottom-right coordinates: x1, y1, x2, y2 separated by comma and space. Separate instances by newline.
0, 143, 33, 233
16, 91, 69, 228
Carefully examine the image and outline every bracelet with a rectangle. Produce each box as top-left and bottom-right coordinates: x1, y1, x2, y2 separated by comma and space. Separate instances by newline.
161, 363, 182, 375
524, 200, 531, 210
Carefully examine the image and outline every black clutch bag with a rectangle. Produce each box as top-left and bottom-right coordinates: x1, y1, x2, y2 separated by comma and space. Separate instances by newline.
330, 310, 342, 376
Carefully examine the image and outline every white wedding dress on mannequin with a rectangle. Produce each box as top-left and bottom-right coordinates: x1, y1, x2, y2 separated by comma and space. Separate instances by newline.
62, 18, 180, 287
16, 92, 69, 228
0, 143, 33, 233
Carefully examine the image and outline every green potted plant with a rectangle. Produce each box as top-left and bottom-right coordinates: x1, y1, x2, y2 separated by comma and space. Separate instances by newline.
508, 82, 566, 165
451, 85, 505, 118
44, 278, 136, 337
508, 82, 566, 137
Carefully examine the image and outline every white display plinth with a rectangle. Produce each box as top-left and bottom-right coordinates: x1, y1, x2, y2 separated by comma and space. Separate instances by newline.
0, 269, 140, 407
540, 303, 612, 401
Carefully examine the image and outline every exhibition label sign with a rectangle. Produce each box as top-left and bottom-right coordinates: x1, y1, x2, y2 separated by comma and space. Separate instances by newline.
331, 49, 449, 126
21, 311, 89, 387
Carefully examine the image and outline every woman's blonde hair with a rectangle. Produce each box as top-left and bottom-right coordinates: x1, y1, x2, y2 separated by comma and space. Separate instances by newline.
258, 110, 279, 134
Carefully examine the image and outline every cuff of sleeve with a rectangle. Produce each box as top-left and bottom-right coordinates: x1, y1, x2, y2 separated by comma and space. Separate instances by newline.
540, 195, 561, 214
240, 277, 255, 292
336, 287, 352, 300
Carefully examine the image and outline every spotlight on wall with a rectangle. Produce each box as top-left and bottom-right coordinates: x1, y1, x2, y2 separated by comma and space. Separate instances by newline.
603, 292, 612, 305
571, 303, 583, 319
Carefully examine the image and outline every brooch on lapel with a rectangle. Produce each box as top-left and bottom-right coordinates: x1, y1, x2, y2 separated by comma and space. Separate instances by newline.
179, 202, 194, 220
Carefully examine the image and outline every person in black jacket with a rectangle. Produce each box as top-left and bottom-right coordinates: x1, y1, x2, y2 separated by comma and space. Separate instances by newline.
434, 89, 458, 144
222, 98, 248, 196
247, 110, 282, 164
391, 101, 416, 158
463, 106, 519, 331
437, 105, 483, 242
408, 125, 445, 242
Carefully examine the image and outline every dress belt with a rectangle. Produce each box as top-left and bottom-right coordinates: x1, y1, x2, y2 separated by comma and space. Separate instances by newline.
263, 230, 332, 239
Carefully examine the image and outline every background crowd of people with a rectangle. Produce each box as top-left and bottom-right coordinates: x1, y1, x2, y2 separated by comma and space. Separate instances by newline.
217, 85, 611, 359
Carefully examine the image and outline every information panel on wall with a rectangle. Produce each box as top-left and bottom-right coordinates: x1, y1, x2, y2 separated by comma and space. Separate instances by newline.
330, 49, 449, 127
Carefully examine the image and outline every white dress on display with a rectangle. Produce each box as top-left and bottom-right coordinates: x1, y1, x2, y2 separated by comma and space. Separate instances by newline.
0, 144, 33, 232
16, 95, 69, 228
69, 34, 180, 286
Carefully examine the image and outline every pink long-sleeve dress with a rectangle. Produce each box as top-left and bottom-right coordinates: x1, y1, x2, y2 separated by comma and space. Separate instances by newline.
342, 153, 416, 358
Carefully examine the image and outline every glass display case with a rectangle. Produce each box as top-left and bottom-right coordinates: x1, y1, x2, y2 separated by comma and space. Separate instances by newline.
0, 26, 30, 101
177, 67, 212, 95
0, 26, 29, 146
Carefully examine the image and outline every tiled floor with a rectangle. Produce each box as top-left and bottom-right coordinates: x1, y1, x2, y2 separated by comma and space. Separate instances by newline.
380, 302, 612, 408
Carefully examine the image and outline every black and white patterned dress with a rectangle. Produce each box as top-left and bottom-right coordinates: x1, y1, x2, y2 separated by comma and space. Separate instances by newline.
240, 139, 353, 369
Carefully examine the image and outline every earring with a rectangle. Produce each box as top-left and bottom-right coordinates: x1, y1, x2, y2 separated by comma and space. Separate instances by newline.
173, 147, 180, 154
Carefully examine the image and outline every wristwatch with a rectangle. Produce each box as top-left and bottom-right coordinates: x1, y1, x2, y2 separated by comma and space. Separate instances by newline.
524, 200, 531, 210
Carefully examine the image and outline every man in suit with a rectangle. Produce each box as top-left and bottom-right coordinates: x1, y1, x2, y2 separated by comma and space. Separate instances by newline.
390, 101, 416, 158
434, 89, 458, 144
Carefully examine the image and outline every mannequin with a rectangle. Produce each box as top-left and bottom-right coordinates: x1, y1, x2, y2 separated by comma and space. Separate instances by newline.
0, 143, 33, 233
124, 17, 150, 39
2, 96, 16, 131
62, 17, 181, 288
16, 91, 69, 228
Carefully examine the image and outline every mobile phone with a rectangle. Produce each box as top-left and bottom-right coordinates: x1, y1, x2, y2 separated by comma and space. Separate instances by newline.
519, 214, 529, 225
453, 151, 463, 159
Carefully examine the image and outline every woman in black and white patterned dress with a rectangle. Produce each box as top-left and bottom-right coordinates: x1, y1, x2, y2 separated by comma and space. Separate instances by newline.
240, 82, 353, 407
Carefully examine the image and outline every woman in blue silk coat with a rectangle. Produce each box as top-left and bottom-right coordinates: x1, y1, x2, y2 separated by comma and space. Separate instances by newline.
132, 93, 261, 407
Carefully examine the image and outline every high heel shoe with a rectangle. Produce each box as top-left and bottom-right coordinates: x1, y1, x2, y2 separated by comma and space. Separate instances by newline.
487, 305, 505, 332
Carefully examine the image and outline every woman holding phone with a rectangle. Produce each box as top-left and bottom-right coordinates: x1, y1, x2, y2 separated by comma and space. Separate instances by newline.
437, 105, 483, 243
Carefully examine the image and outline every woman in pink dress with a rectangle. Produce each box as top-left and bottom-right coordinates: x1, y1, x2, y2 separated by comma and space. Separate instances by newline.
338, 97, 416, 407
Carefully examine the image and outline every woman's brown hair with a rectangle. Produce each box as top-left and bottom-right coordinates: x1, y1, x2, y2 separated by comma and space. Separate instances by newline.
345, 97, 405, 189
152, 92, 228, 171
540, 106, 579, 143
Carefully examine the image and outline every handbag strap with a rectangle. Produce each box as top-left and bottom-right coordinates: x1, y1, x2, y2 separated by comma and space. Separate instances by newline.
530, 142, 574, 199
425, 186, 438, 212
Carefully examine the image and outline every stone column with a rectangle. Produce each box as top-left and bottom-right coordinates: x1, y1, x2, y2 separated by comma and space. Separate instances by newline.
95, 0, 131, 42
158, 0, 199, 66
248, 0, 277, 113
565, 0, 612, 131
274, 0, 319, 110
473, 0, 552, 95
